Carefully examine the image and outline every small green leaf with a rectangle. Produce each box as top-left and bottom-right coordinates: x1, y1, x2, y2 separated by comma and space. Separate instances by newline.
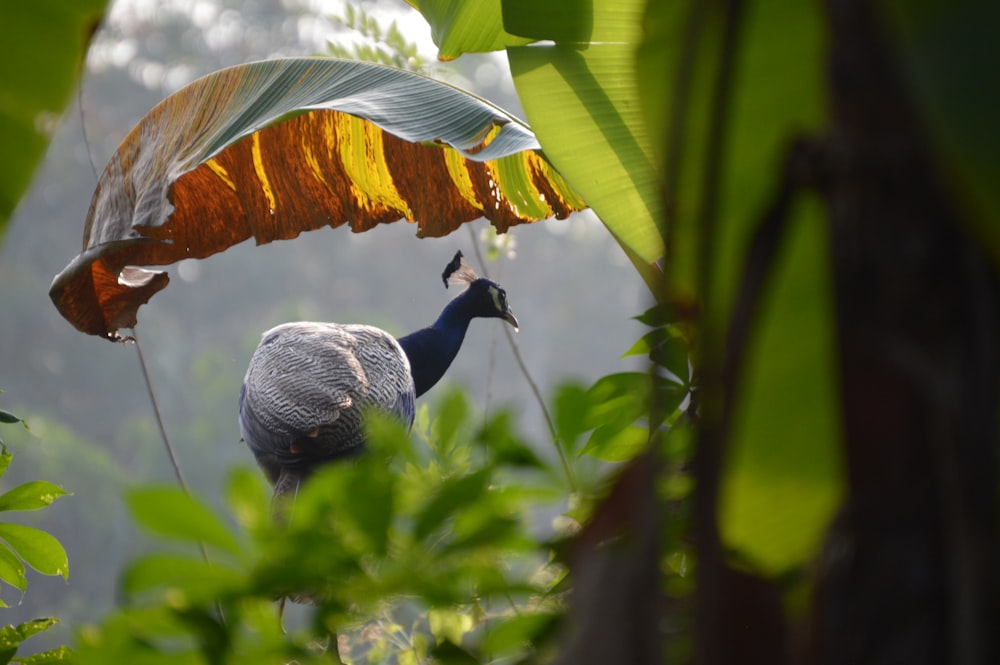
623, 328, 689, 382
585, 373, 651, 430
0, 618, 59, 650
633, 303, 679, 327
224, 467, 269, 532
581, 425, 649, 463
0, 525, 68, 579
553, 383, 590, 453
0, 543, 26, 593
428, 609, 476, 649
0, 411, 20, 425
12, 645, 75, 664
415, 469, 491, 541
0, 481, 69, 512
481, 612, 558, 654
123, 553, 243, 602
477, 413, 543, 469
430, 639, 480, 665
0, 446, 12, 479
446, 514, 523, 553
344, 466, 395, 556
431, 390, 471, 458
126, 486, 244, 559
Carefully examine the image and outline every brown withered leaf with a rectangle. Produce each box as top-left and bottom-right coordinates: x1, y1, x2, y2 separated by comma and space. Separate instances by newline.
50, 57, 586, 340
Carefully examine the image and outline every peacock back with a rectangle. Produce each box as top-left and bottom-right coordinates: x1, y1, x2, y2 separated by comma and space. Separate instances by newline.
239, 321, 415, 489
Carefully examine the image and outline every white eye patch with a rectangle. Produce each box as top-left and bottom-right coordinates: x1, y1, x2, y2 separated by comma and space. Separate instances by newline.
488, 285, 503, 311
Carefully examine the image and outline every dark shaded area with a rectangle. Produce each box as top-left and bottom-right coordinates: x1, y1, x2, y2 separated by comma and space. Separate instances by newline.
810, 1, 999, 663
557, 1, 999, 664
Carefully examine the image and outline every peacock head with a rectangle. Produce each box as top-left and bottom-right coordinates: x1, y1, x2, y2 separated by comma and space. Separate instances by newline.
442, 251, 519, 331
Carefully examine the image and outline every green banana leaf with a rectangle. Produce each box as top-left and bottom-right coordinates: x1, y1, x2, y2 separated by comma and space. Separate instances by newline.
1, 0, 109, 238
49, 57, 585, 340
409, 0, 667, 281
412, 0, 844, 578
404, 0, 531, 58
505, 0, 666, 276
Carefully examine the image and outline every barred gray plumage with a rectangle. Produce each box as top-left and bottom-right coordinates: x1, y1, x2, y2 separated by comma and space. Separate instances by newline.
239, 322, 415, 499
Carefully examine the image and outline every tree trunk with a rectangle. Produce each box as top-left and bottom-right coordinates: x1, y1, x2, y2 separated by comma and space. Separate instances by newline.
810, 1, 1000, 663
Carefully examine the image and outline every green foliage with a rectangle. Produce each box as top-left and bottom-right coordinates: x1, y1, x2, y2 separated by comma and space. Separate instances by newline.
405, 0, 849, 588
74, 364, 691, 663
1, 0, 110, 237
327, 4, 427, 72
0, 408, 71, 600
411, 0, 666, 287
0, 404, 72, 662
404, 0, 531, 58
127, 487, 245, 560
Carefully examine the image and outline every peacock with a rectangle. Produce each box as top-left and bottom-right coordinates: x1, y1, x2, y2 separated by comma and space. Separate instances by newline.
238, 251, 519, 502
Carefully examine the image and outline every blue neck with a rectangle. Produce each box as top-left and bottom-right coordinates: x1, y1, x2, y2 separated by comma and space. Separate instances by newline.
397, 296, 476, 398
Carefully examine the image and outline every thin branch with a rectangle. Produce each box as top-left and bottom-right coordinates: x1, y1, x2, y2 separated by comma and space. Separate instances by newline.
130, 329, 226, 625
464, 228, 578, 492
132, 330, 190, 489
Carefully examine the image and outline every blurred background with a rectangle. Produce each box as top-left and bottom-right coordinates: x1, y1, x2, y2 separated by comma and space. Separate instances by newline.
0, 0, 646, 644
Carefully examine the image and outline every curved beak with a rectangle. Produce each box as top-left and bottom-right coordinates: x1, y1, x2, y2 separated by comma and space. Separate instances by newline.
503, 308, 520, 332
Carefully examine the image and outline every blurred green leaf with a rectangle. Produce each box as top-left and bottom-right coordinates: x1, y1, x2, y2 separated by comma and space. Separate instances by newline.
446, 513, 522, 553
0, 524, 68, 579
721, 204, 843, 573
406, 0, 531, 58
480, 611, 558, 655
585, 372, 685, 434
553, 383, 590, 453
12, 645, 75, 664
638, 0, 841, 575
74, 606, 212, 664
0, 446, 10, 479
1, 0, 109, 236
0, 543, 26, 594
344, 464, 395, 557
415, 468, 491, 541
623, 327, 689, 382
122, 553, 243, 602
431, 389, 471, 459
366, 408, 419, 462
581, 425, 650, 463
585, 372, 650, 429
0, 411, 20, 425
0, 481, 69, 512
428, 608, 476, 650
477, 412, 544, 469
126, 486, 244, 559
224, 467, 270, 533
633, 303, 679, 328
430, 638, 480, 665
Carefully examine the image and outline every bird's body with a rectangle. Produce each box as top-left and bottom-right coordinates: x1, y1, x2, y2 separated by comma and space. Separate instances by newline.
239, 322, 415, 496
239, 252, 517, 501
